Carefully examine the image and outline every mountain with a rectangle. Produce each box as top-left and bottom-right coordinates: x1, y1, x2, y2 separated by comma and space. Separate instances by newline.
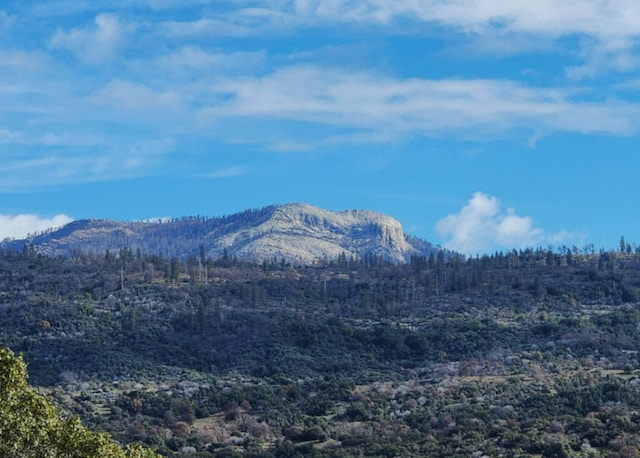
2, 203, 441, 264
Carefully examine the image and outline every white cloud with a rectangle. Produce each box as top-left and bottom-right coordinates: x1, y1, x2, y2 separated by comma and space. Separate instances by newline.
0, 149, 164, 191
266, 140, 314, 152
161, 17, 255, 37
49, 13, 131, 64
0, 11, 15, 30
201, 65, 640, 140
0, 129, 24, 144
566, 35, 640, 79
3, 1, 640, 194
195, 1, 640, 76
145, 0, 208, 9
0, 50, 48, 71
240, 0, 640, 38
435, 192, 568, 254
0, 214, 73, 241
156, 46, 265, 71
89, 80, 180, 110
207, 166, 249, 178
0, 129, 104, 147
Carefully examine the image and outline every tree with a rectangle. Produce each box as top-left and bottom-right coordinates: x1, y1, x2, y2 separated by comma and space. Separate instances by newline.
436, 250, 446, 294
534, 275, 547, 299
0, 347, 159, 458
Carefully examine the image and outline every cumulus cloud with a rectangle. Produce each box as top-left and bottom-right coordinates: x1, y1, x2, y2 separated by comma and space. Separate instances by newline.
435, 192, 568, 254
0, 214, 73, 241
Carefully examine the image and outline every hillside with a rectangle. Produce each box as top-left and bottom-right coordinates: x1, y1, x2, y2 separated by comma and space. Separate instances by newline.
2, 203, 440, 264
2, 245, 640, 456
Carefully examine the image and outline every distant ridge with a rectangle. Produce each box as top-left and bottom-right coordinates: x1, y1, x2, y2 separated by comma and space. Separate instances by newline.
1, 203, 443, 264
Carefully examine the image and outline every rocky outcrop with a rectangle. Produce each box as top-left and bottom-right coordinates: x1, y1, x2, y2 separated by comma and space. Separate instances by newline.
3, 203, 439, 264
213, 203, 415, 264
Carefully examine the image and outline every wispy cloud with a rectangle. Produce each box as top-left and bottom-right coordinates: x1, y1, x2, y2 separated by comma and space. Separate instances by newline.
152, 47, 265, 73
266, 140, 315, 152
89, 79, 180, 110
226, 0, 640, 39
0, 50, 49, 71
202, 65, 640, 139
3, 63, 635, 191
0, 11, 16, 29
160, 17, 255, 37
0, 129, 23, 144
178, 1, 640, 77
207, 166, 249, 178
0, 214, 73, 241
0, 146, 169, 191
435, 192, 570, 254
49, 13, 132, 64
1, 1, 639, 194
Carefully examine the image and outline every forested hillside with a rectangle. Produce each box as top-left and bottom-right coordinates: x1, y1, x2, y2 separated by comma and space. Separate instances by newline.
2, 244, 640, 456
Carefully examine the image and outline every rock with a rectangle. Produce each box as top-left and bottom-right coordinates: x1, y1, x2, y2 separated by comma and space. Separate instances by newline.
3, 202, 442, 264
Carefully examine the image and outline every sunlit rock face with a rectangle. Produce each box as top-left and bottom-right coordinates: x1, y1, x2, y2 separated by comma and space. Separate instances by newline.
4, 203, 437, 264
216, 203, 415, 264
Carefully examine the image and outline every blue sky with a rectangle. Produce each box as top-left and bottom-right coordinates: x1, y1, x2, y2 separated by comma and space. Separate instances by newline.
1, 1, 640, 255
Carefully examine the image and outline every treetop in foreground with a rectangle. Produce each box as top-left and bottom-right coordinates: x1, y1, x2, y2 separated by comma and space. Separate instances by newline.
0, 347, 159, 458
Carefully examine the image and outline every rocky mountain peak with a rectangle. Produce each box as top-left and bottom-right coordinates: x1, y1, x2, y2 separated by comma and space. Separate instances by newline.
2, 203, 439, 264
218, 203, 415, 264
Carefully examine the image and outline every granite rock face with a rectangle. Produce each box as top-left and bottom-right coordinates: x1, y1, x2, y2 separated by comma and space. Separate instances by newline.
214, 203, 415, 264
4, 203, 438, 264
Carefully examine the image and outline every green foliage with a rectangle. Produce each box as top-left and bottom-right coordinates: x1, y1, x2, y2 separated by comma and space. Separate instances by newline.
4, 246, 640, 455
0, 347, 159, 458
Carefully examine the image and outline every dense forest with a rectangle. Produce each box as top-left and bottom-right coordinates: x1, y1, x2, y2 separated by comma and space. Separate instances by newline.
2, 241, 640, 456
